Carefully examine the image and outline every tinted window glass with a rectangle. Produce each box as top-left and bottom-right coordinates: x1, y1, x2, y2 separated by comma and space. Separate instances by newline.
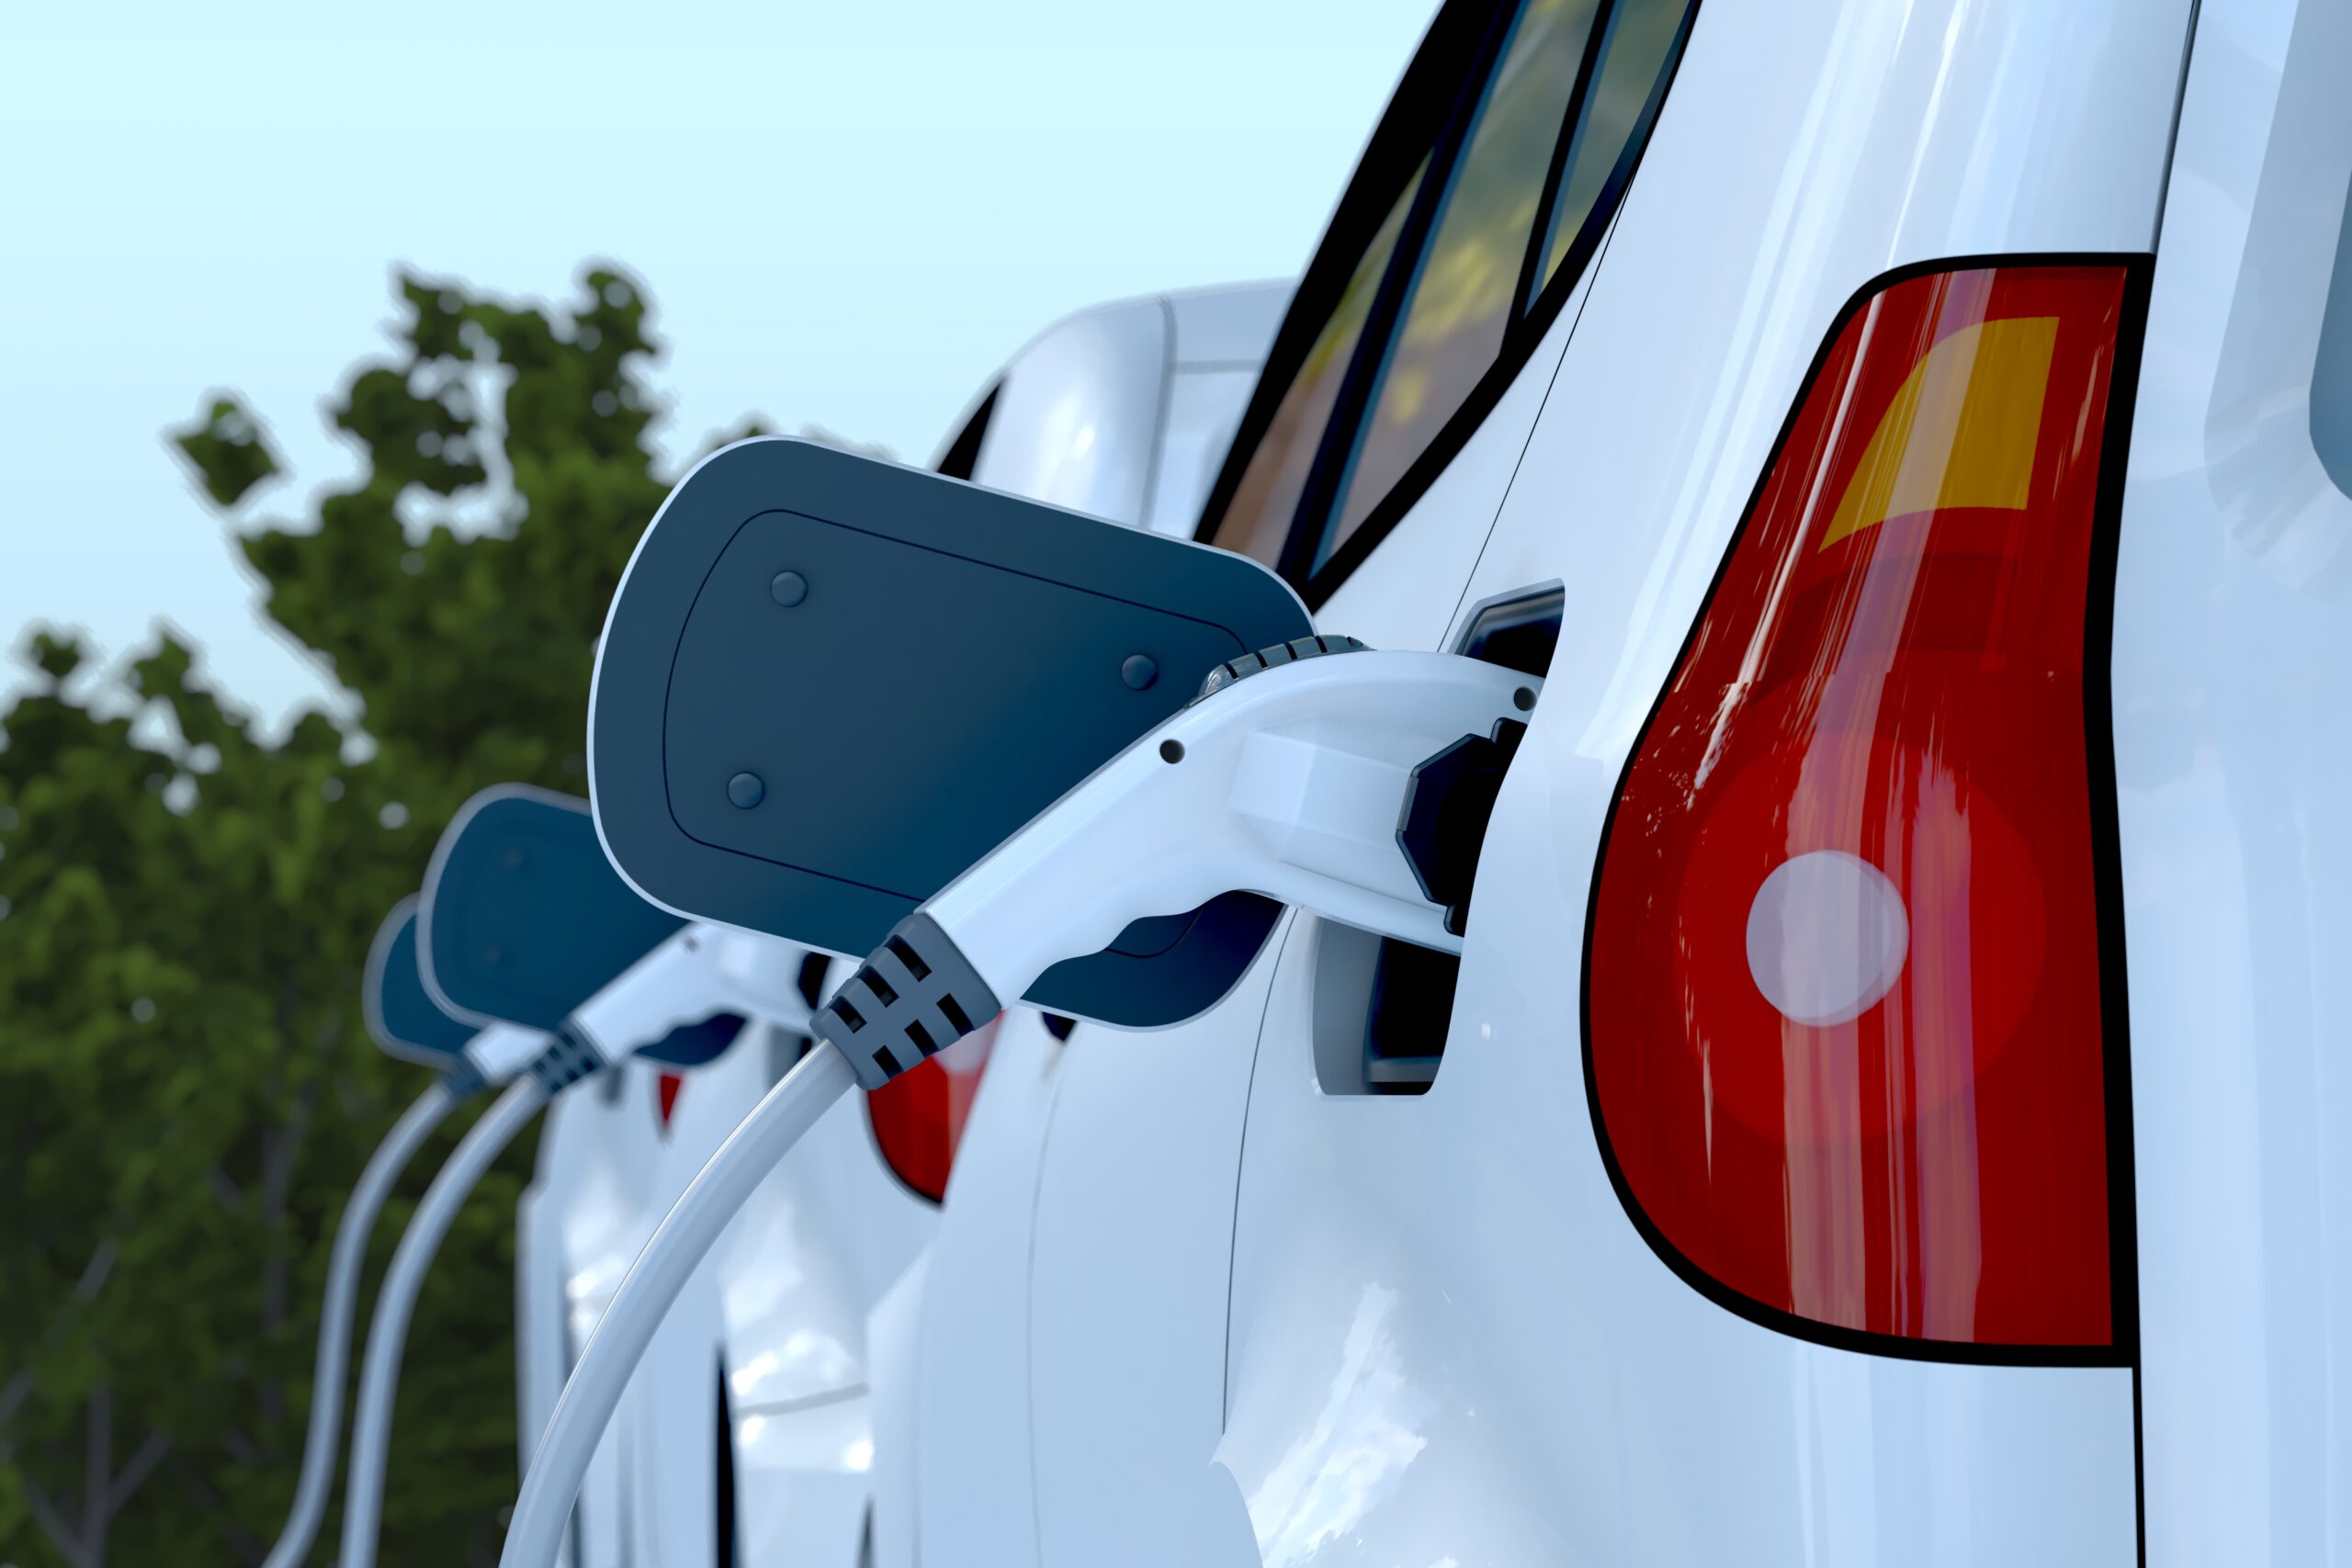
935, 384, 1000, 479
1323, 0, 1604, 563
1207, 164, 1425, 571
1536, 0, 1690, 292
2312, 160, 2352, 500
1199, 0, 1696, 603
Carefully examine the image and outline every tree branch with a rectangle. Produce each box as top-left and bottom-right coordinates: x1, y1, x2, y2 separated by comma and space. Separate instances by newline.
83, 1384, 111, 1566
255, 1073, 322, 1434
2, 1236, 119, 1440
170, 1453, 266, 1567
74, 1240, 119, 1303
22, 1471, 87, 1568
107, 1429, 172, 1512
0, 1365, 33, 1439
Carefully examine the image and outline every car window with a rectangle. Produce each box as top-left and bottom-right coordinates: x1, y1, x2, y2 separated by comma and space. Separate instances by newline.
1196, 0, 1699, 604
1323, 0, 1605, 564
935, 383, 1000, 479
1209, 164, 1426, 572
1535, 0, 1690, 295
2312, 160, 2352, 501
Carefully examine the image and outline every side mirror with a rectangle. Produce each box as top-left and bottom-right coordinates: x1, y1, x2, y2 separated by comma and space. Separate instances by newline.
361, 896, 476, 1070
589, 438, 1310, 1027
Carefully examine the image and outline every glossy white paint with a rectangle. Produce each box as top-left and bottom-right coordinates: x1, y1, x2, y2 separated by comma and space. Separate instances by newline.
898, 1010, 1063, 1568
969, 299, 1170, 525
1026, 933, 1291, 1566
1170, 283, 1295, 368
2115, 0, 2352, 1559
514, 1185, 567, 1473
863, 1253, 926, 1568
1151, 286, 1297, 536
956, 281, 1296, 537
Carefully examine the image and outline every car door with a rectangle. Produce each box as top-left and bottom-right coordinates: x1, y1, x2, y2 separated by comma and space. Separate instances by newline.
883, 284, 1295, 1568
1014, 4, 1700, 1561
1221, 0, 2192, 1562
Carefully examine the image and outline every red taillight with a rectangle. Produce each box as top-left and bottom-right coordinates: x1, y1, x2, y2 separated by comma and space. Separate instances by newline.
1587, 261, 2142, 1351
867, 1016, 1000, 1203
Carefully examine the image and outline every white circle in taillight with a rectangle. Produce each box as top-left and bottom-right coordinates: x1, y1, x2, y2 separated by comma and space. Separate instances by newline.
1744, 850, 1909, 1026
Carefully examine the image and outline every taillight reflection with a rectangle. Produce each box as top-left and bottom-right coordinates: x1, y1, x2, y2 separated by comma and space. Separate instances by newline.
867, 1014, 1000, 1203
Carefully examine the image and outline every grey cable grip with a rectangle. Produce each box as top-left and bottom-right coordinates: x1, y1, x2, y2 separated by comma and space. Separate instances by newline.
816, 911, 1002, 1091
530, 1023, 607, 1096
1193, 634, 1369, 704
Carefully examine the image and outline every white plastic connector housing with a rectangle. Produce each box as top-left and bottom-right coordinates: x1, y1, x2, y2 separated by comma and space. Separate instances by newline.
563, 922, 814, 1060
464, 1022, 556, 1086
931, 649, 1534, 1011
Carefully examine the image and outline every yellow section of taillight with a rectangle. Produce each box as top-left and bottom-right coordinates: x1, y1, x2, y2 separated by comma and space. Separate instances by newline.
1820, 314, 2058, 549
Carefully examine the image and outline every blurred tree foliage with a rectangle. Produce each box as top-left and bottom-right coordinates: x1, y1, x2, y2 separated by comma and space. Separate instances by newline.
0, 265, 838, 1565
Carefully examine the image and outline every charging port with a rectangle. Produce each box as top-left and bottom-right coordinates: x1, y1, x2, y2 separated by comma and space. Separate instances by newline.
1317, 586, 1561, 1097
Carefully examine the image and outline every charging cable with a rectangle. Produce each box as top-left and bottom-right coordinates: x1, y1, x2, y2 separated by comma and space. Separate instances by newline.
265, 891, 546, 1568
257, 1082, 458, 1568
497, 1040, 856, 1568
338, 1076, 550, 1568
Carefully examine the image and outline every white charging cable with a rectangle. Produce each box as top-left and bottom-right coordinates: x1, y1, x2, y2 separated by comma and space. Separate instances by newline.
338, 1077, 550, 1568
496, 1040, 857, 1568
257, 1082, 458, 1568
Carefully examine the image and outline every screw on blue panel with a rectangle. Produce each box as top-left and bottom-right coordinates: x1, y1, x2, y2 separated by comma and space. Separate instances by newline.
771, 571, 808, 607
1122, 654, 1158, 691
728, 773, 765, 809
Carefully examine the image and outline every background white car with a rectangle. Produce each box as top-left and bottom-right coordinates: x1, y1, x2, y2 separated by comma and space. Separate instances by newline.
518, 278, 1292, 1566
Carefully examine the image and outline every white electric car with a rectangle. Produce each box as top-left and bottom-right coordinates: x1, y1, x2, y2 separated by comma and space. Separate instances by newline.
876, 0, 2351, 1564
516, 278, 1291, 1566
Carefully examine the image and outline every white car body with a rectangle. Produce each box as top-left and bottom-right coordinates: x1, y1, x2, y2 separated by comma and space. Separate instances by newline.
889, 1, 2351, 1565
517, 279, 1292, 1565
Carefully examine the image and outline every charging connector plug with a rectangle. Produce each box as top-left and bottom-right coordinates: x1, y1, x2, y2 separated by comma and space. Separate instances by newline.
815, 643, 1536, 1089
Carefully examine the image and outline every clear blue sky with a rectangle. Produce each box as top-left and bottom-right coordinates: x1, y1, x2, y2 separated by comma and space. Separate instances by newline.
0, 0, 1434, 729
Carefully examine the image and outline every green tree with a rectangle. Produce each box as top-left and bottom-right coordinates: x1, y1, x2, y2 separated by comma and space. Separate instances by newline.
0, 263, 842, 1565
